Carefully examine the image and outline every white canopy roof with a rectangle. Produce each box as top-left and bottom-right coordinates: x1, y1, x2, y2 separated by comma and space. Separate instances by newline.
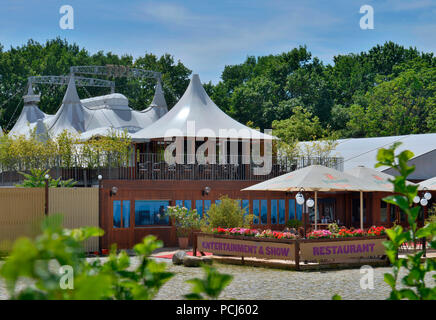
242, 165, 379, 192
345, 166, 415, 192
48, 75, 86, 136
9, 84, 52, 137
141, 78, 168, 118
131, 74, 275, 141
9, 75, 168, 140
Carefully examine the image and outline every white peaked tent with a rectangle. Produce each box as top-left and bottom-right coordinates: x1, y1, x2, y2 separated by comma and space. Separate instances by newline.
79, 93, 163, 135
131, 74, 275, 141
29, 75, 169, 139
34, 119, 49, 142
9, 84, 52, 137
48, 75, 86, 136
141, 78, 168, 118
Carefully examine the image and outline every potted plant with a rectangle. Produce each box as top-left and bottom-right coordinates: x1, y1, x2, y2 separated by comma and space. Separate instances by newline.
166, 206, 204, 249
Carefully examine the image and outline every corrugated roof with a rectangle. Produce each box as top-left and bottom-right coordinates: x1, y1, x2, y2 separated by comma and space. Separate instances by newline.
299, 133, 436, 172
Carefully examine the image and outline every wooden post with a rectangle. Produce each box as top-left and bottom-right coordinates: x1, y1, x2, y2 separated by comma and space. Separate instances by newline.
360, 191, 364, 230
295, 240, 300, 271
192, 232, 197, 257
314, 191, 318, 230
44, 178, 49, 216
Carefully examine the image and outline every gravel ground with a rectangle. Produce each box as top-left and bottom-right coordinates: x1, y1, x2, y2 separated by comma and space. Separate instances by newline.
0, 257, 434, 300
152, 258, 434, 300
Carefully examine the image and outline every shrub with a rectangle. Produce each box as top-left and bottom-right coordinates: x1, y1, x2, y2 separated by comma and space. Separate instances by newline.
166, 206, 205, 237
15, 168, 77, 188
0, 214, 232, 300
204, 196, 253, 230
286, 219, 302, 229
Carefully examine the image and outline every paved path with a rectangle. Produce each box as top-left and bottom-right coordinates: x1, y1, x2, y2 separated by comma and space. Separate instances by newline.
1, 251, 434, 300
151, 258, 435, 300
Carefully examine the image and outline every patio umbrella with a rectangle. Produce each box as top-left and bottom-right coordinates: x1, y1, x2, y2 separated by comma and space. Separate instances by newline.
242, 165, 376, 230
345, 166, 416, 192
418, 176, 436, 191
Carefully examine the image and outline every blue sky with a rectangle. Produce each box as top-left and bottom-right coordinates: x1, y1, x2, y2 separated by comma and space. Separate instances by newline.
0, 0, 435, 83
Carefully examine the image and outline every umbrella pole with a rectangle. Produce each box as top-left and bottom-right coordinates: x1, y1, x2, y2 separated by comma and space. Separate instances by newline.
315, 191, 318, 231
360, 191, 363, 230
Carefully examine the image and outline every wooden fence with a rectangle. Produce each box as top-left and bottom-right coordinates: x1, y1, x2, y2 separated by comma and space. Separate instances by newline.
49, 188, 99, 252
0, 187, 99, 252
0, 188, 45, 252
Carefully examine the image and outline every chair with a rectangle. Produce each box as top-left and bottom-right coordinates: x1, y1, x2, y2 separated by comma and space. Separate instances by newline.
138, 161, 150, 179
152, 162, 162, 180
167, 163, 176, 179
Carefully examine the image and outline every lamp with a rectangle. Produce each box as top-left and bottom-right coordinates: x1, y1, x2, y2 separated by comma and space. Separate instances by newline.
416, 187, 432, 207
44, 174, 50, 180
420, 198, 428, 207
295, 188, 305, 205
98, 175, 103, 181
423, 187, 432, 201
110, 186, 118, 197
202, 186, 211, 196
306, 198, 315, 208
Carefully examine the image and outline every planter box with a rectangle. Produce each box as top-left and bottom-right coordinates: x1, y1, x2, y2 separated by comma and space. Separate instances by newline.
194, 233, 388, 270
299, 236, 387, 261
195, 233, 296, 261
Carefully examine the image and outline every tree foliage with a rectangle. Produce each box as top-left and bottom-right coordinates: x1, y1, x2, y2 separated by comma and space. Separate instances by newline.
0, 38, 191, 129
204, 196, 253, 230
1, 39, 434, 140
375, 143, 436, 300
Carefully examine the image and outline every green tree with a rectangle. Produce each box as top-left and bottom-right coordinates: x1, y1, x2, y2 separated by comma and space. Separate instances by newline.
375, 143, 436, 300
205, 196, 252, 229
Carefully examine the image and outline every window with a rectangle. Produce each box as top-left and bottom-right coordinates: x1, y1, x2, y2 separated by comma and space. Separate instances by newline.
113, 200, 121, 228
296, 203, 303, 220
113, 200, 130, 229
135, 200, 170, 226
123, 201, 130, 228
380, 201, 387, 222
215, 200, 221, 205
390, 205, 397, 223
400, 209, 406, 222
271, 200, 278, 224
289, 199, 296, 220
184, 200, 192, 211
204, 200, 211, 218
261, 199, 268, 225
253, 200, 259, 224
196, 200, 203, 218
352, 199, 366, 223
242, 200, 249, 217
175, 200, 191, 211
279, 199, 285, 224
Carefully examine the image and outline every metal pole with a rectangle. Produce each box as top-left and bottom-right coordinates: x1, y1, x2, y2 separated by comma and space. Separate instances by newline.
98, 175, 103, 254
360, 191, 364, 230
315, 191, 318, 231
